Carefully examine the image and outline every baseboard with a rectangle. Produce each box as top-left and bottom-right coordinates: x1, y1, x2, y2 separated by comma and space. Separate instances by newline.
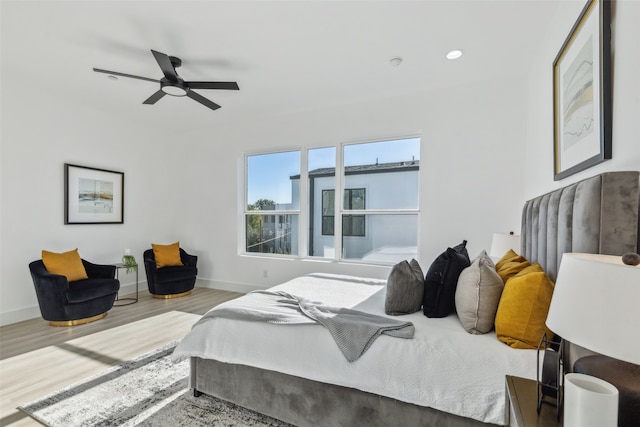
118, 281, 139, 297
0, 280, 253, 326
0, 305, 43, 327
0, 280, 144, 327
119, 278, 260, 295
196, 278, 264, 294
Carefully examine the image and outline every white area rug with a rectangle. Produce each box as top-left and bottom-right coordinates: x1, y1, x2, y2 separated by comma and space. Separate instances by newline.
20, 342, 292, 427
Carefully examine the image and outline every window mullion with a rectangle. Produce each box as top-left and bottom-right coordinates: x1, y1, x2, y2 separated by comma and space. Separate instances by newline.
343, 209, 418, 215
298, 148, 309, 257
335, 145, 344, 259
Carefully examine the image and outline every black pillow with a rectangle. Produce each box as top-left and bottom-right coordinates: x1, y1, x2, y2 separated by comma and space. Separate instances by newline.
423, 240, 470, 318
385, 259, 424, 315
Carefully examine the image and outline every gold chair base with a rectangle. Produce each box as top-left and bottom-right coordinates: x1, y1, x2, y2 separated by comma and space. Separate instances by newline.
152, 290, 192, 299
49, 312, 108, 327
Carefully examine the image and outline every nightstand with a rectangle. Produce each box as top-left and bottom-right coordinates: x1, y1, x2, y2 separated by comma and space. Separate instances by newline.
505, 375, 562, 426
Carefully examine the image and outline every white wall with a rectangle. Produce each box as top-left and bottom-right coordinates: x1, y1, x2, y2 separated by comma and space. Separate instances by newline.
0, 80, 190, 325
179, 0, 639, 296
0, 3, 532, 326
178, 72, 528, 293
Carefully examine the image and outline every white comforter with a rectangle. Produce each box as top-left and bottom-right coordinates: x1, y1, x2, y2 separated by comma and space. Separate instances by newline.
173, 273, 538, 425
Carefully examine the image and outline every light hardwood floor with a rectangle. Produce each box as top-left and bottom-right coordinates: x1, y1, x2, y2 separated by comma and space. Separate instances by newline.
0, 287, 242, 426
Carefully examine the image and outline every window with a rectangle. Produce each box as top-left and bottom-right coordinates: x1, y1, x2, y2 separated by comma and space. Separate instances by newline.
321, 189, 366, 236
309, 147, 336, 258
245, 151, 300, 255
341, 138, 420, 263
321, 190, 334, 236
244, 137, 420, 264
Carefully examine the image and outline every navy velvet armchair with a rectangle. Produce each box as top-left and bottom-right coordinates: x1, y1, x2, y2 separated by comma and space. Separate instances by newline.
29, 259, 120, 326
143, 248, 198, 298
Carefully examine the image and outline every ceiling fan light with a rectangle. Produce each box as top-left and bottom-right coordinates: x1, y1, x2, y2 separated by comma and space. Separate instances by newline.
161, 83, 188, 97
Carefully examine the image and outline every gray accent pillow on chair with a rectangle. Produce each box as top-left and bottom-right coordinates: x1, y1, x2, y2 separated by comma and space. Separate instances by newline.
455, 251, 504, 334
385, 259, 424, 315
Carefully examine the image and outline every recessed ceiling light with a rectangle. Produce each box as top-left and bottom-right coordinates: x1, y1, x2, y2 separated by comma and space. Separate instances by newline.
389, 57, 403, 67
446, 49, 463, 60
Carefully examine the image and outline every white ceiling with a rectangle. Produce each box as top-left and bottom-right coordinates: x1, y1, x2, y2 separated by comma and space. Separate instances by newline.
2, 1, 569, 133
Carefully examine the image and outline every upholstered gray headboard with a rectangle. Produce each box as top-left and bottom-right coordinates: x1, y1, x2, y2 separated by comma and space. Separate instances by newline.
521, 171, 640, 282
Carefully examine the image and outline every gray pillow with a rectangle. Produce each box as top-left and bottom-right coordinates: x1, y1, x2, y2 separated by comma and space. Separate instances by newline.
385, 259, 424, 315
455, 251, 504, 334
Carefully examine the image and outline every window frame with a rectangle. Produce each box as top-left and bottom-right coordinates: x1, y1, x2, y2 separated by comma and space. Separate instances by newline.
242, 137, 420, 264
243, 150, 302, 257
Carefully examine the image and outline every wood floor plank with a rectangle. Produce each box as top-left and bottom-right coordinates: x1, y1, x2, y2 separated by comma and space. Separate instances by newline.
0, 287, 242, 427
0, 287, 242, 360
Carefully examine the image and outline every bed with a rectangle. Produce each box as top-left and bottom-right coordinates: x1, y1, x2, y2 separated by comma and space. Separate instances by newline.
173, 171, 640, 426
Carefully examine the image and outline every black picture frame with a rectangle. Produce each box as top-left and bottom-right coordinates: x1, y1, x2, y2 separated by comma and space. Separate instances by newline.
65, 163, 124, 224
553, 0, 612, 181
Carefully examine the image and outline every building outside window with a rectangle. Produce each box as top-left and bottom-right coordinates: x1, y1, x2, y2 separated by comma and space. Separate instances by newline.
321, 189, 366, 236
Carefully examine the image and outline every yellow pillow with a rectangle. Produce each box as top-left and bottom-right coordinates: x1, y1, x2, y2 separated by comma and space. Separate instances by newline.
495, 249, 530, 283
152, 242, 184, 268
42, 248, 89, 282
495, 249, 521, 270
494, 266, 555, 349
514, 262, 545, 276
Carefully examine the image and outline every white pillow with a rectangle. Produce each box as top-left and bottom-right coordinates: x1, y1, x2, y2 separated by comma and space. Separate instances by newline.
455, 251, 504, 334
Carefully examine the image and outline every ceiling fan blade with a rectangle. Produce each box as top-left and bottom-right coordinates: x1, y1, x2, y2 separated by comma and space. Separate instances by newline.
186, 81, 239, 90
186, 90, 221, 111
93, 68, 159, 83
143, 90, 167, 105
151, 50, 179, 82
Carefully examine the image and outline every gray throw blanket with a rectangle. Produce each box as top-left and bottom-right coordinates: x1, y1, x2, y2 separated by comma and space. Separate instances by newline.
200, 290, 414, 362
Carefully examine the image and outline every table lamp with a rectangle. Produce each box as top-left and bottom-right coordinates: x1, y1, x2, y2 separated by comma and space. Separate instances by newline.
545, 253, 640, 427
489, 231, 521, 259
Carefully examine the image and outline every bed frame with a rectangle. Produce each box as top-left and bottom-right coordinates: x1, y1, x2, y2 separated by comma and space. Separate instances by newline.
521, 171, 640, 282
191, 171, 640, 426
522, 171, 640, 369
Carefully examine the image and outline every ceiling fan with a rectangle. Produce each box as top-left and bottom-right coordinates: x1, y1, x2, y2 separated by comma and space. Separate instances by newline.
93, 49, 239, 111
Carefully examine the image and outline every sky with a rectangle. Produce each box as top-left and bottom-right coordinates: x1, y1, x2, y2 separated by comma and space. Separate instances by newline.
247, 137, 420, 206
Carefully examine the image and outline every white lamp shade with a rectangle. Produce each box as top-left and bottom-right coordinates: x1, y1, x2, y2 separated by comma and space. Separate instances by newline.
489, 232, 521, 258
546, 253, 640, 365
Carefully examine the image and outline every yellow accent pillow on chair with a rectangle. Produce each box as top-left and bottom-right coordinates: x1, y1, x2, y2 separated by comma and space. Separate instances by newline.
42, 248, 89, 282
152, 242, 184, 268
494, 263, 555, 349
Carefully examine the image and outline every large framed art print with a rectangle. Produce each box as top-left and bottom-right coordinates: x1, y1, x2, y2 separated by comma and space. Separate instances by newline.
553, 0, 611, 181
65, 163, 124, 224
